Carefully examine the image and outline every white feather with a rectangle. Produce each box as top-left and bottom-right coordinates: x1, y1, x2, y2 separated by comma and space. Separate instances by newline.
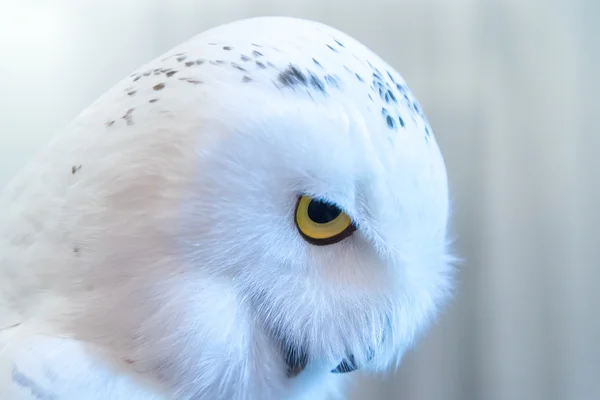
0, 16, 453, 400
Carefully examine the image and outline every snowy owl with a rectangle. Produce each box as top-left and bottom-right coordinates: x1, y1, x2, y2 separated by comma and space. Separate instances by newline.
0, 16, 453, 400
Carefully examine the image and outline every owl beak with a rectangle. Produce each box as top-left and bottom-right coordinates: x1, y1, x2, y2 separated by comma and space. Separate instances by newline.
283, 343, 309, 378
331, 355, 358, 373
283, 342, 372, 377
331, 346, 376, 373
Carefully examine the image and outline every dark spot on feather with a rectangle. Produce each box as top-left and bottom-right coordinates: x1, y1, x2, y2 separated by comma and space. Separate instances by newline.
196, 59, 205, 65
355, 73, 364, 82
386, 115, 395, 129
105, 120, 115, 127
308, 72, 326, 93
326, 44, 339, 53
176, 55, 187, 62
127, 90, 136, 96
324, 74, 342, 88
210, 60, 226, 65
185, 61, 194, 67
183, 79, 202, 85
387, 90, 397, 103
242, 76, 253, 83
278, 65, 307, 87
252, 50, 263, 57
149, 98, 159, 103
153, 83, 165, 91
334, 39, 345, 47
252, 43, 262, 47
231, 62, 247, 72
143, 70, 151, 76
122, 108, 135, 125
166, 70, 177, 77
312, 58, 323, 68
223, 46, 232, 50
241, 54, 252, 62
256, 61, 266, 69
267, 61, 277, 69
71, 165, 81, 174
398, 115, 405, 127
386, 70, 396, 83
133, 76, 141, 82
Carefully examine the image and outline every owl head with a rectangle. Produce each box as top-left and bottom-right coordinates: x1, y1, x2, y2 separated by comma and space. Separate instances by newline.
26, 16, 455, 399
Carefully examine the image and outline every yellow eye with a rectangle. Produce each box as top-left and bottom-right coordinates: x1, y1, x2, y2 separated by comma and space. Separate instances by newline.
295, 195, 356, 245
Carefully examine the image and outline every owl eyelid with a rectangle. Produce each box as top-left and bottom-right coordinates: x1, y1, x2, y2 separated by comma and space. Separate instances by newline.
294, 193, 359, 228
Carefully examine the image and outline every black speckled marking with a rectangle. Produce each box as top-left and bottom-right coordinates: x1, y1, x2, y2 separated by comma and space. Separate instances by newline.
196, 59, 205, 65
127, 90, 136, 96
185, 61, 195, 67
387, 90, 397, 103
178, 78, 202, 85
71, 165, 81, 174
133, 76, 141, 82
106, 120, 115, 127
355, 73, 364, 82
312, 58, 323, 68
307, 72, 326, 93
176, 55, 187, 62
279, 65, 307, 87
252, 50, 264, 57
210, 60, 226, 65
122, 108, 135, 125
386, 70, 396, 83
153, 83, 165, 91
324, 74, 342, 89
166, 70, 177, 77
256, 61, 267, 69
241, 54, 252, 62
223, 46, 232, 50
398, 115, 405, 127
333, 39, 345, 48
231, 62, 247, 72
277, 64, 345, 96
252, 43, 262, 48
381, 108, 396, 130
242, 76, 253, 83
149, 98, 159, 103
326, 44, 339, 53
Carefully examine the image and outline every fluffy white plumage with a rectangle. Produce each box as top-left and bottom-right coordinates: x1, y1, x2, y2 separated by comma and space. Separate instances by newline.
0, 16, 453, 400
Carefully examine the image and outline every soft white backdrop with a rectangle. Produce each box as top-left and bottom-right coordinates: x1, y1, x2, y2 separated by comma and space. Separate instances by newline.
0, 1, 597, 399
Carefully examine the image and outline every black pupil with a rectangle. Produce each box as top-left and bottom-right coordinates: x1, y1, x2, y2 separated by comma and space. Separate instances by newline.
307, 199, 342, 224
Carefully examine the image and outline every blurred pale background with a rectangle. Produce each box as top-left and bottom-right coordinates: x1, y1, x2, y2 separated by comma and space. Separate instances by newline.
0, 0, 597, 399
